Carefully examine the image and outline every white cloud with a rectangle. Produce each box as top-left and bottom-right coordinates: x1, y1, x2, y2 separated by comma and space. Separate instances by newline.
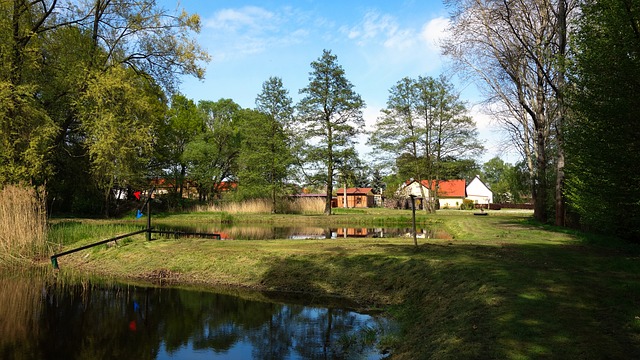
201, 6, 309, 61
420, 17, 450, 51
206, 6, 276, 32
343, 11, 415, 50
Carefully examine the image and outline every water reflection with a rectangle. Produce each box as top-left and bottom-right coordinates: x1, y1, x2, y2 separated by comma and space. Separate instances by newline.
154, 224, 450, 241
0, 276, 392, 359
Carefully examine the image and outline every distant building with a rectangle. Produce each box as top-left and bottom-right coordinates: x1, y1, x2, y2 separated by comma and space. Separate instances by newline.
335, 187, 375, 208
466, 175, 493, 205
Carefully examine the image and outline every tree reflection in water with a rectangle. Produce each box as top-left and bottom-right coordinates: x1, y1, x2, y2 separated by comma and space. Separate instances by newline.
0, 276, 392, 359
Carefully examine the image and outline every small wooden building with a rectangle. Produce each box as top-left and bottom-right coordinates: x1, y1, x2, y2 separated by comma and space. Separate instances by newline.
335, 187, 374, 208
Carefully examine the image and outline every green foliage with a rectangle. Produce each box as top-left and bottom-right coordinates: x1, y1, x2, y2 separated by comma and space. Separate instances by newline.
235, 77, 295, 212
183, 99, 241, 200
75, 67, 165, 215
368, 75, 483, 183
566, 0, 640, 240
0, 0, 209, 217
460, 198, 475, 210
296, 50, 365, 214
481, 157, 532, 204
153, 94, 205, 196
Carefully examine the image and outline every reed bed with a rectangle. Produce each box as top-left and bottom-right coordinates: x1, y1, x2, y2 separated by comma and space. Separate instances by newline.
285, 197, 325, 214
0, 185, 48, 265
196, 197, 325, 215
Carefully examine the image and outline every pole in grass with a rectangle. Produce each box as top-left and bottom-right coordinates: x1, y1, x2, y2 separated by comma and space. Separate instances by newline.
410, 194, 417, 247
146, 196, 151, 241
134, 187, 155, 241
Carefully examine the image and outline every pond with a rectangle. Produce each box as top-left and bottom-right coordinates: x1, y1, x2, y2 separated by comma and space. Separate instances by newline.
153, 224, 450, 241
0, 275, 395, 359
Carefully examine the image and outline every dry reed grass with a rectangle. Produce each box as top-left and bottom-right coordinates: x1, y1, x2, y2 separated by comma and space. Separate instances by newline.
286, 197, 325, 214
195, 197, 325, 215
0, 185, 48, 265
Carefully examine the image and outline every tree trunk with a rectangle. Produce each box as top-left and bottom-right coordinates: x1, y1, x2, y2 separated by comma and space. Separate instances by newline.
534, 129, 547, 223
555, 125, 565, 226
325, 122, 333, 215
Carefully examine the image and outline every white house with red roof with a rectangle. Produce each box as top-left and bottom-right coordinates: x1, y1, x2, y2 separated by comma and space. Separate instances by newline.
397, 179, 467, 209
466, 175, 493, 205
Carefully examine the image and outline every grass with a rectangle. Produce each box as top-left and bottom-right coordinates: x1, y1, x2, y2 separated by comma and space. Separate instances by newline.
45, 209, 640, 358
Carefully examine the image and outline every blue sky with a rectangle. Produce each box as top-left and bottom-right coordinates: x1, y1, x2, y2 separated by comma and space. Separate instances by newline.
160, 0, 512, 164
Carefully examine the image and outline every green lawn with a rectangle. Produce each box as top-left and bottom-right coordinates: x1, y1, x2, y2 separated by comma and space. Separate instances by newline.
48, 209, 640, 359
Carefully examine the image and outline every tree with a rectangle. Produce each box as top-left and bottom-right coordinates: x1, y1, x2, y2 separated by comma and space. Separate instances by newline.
369, 75, 482, 212
296, 50, 365, 215
566, 0, 640, 240
0, 0, 209, 217
236, 109, 294, 211
243, 77, 295, 213
370, 169, 386, 195
443, 0, 575, 223
482, 157, 513, 203
183, 99, 241, 201
0, 0, 66, 185
156, 94, 205, 198
75, 66, 165, 216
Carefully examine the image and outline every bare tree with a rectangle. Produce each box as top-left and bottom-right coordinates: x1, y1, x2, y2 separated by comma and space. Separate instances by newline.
443, 0, 575, 224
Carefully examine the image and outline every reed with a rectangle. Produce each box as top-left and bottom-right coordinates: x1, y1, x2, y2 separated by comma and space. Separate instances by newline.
0, 185, 48, 266
197, 198, 272, 213
196, 197, 325, 215
285, 197, 325, 214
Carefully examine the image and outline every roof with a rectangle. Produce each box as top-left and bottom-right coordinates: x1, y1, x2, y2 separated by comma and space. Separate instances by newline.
214, 181, 237, 191
418, 179, 467, 198
336, 187, 374, 195
290, 193, 327, 198
466, 175, 493, 195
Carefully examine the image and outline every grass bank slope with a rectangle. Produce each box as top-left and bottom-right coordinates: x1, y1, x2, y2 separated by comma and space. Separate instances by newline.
50, 210, 640, 359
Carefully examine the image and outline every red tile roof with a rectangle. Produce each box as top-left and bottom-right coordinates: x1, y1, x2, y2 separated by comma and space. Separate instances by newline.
418, 179, 466, 197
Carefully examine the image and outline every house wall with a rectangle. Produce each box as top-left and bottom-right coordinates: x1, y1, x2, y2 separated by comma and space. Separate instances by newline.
336, 194, 372, 208
399, 182, 430, 198
467, 195, 491, 204
466, 177, 493, 204
439, 197, 465, 209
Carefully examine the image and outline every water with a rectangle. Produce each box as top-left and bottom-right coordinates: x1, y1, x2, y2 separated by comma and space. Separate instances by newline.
0, 275, 394, 359
153, 224, 450, 241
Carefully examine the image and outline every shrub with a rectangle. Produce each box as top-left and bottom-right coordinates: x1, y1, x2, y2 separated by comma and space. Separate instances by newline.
460, 199, 475, 210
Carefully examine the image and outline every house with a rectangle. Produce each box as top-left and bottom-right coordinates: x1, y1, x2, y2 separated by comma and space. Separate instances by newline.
150, 178, 199, 199
396, 179, 467, 209
466, 175, 493, 205
435, 179, 467, 209
335, 187, 374, 208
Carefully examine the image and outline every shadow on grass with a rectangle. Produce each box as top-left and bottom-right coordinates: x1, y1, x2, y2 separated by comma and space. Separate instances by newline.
259, 236, 640, 359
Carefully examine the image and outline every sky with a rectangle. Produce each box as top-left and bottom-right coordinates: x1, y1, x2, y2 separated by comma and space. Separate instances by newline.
158, 0, 516, 164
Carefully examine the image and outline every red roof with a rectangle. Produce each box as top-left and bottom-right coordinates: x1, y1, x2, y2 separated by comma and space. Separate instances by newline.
336, 187, 373, 195
214, 181, 237, 191
416, 179, 466, 197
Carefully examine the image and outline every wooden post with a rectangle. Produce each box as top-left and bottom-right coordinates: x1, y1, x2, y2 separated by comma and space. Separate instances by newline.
146, 198, 151, 241
410, 195, 417, 247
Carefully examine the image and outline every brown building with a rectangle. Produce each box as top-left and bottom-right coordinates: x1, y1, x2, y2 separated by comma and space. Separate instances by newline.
335, 187, 374, 208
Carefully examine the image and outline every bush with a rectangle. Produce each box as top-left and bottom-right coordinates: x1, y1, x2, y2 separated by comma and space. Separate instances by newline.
460, 199, 475, 210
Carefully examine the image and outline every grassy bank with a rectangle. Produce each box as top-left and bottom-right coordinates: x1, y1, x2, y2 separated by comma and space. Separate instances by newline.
48, 210, 640, 359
